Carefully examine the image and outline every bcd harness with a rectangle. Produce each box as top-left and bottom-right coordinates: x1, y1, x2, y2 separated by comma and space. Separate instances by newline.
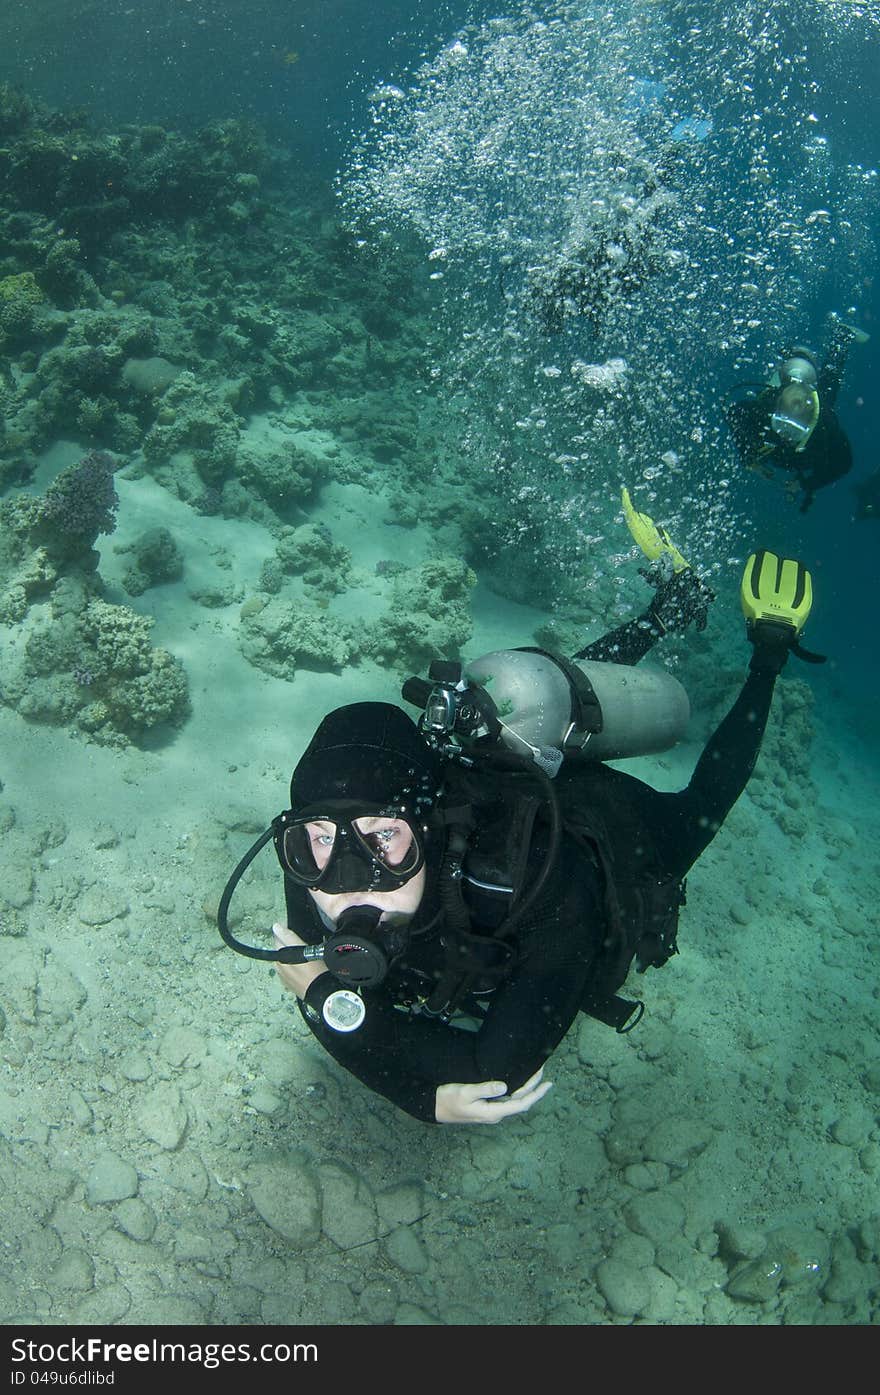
398, 760, 685, 1034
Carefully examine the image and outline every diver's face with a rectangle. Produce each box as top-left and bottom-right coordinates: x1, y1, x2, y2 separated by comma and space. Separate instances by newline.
307, 815, 427, 922
770, 383, 817, 450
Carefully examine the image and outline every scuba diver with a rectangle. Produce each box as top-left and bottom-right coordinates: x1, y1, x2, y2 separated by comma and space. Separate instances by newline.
527, 130, 709, 337
725, 314, 868, 514
217, 495, 823, 1125
528, 183, 674, 336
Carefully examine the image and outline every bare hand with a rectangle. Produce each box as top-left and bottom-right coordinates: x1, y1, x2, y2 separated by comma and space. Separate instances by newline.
272, 922, 328, 1000
434, 1067, 552, 1124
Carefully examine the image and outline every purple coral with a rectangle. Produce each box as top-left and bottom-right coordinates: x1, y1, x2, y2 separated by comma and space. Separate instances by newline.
39, 450, 119, 543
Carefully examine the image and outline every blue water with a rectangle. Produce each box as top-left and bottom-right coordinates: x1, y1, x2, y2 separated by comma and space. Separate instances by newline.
0, 1, 494, 169
331, 2, 879, 721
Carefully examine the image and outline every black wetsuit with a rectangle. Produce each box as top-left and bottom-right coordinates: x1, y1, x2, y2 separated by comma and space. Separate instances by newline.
726, 321, 855, 513
283, 616, 777, 1123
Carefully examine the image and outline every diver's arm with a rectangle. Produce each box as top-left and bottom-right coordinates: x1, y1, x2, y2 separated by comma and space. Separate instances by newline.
818, 319, 856, 409
272, 913, 457, 1122
274, 909, 550, 1123
291, 944, 577, 1124
283, 852, 603, 1123
272, 923, 471, 1121
293, 977, 492, 1121
291, 984, 556, 1124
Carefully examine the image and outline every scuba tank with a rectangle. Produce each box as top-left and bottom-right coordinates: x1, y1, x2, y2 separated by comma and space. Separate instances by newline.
467, 649, 689, 763
403, 649, 689, 774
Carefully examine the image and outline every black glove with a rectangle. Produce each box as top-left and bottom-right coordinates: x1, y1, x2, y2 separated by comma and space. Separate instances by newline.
645, 567, 715, 636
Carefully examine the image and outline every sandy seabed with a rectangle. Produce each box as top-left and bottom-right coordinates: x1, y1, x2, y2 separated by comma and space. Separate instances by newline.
1, 444, 879, 1329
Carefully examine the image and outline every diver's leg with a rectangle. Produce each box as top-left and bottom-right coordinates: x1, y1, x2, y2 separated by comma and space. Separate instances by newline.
573, 569, 713, 666
573, 613, 661, 665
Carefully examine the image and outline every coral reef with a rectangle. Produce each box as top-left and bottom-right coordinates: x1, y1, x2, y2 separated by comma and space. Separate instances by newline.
0, 270, 46, 346
141, 372, 241, 492
0, 452, 189, 746
238, 599, 360, 680
272, 522, 351, 596
364, 555, 477, 673
1, 584, 189, 747
0, 84, 444, 543
1, 449, 119, 571
237, 547, 477, 685
0, 85, 491, 733
236, 438, 324, 515
116, 527, 184, 596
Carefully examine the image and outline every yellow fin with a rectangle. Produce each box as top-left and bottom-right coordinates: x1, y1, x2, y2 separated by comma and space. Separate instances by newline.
621, 487, 690, 572
740, 550, 812, 633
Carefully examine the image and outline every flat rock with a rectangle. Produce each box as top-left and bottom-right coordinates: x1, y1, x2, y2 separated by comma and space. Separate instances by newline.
133, 1081, 188, 1150
85, 1152, 139, 1206
247, 1156, 322, 1249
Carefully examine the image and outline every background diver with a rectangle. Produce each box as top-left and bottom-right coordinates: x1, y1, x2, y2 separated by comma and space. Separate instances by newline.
527, 141, 705, 336
725, 313, 868, 514
528, 160, 676, 336
218, 500, 823, 1125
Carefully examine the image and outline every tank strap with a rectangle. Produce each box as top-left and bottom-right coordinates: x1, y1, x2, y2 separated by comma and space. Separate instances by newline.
515, 647, 603, 750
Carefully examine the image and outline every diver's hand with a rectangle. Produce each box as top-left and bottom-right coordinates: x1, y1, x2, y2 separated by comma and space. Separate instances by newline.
646, 566, 715, 635
783, 478, 813, 512
434, 1067, 553, 1124
272, 923, 329, 1000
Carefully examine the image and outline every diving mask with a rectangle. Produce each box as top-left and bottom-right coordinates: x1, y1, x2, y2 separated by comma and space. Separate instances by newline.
770, 385, 820, 452
274, 803, 425, 893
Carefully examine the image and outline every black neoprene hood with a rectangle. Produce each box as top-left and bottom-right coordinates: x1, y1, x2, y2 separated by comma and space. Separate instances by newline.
288, 702, 442, 814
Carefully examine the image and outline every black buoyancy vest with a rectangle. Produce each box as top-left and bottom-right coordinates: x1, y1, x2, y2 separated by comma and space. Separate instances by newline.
450, 761, 685, 1029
